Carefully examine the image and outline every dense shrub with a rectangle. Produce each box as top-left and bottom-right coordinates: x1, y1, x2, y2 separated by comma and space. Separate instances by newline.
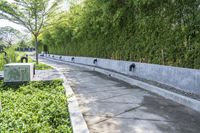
39, 0, 200, 69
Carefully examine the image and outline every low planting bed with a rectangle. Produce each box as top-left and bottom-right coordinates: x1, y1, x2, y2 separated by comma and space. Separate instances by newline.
0, 80, 72, 132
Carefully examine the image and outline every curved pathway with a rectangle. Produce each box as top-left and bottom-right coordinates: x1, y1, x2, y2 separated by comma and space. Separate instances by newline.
40, 57, 200, 133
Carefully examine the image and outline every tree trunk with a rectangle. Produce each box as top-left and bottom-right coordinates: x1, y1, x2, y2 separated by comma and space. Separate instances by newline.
35, 35, 38, 64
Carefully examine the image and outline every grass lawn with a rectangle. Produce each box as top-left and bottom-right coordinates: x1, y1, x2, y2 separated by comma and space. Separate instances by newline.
0, 80, 72, 132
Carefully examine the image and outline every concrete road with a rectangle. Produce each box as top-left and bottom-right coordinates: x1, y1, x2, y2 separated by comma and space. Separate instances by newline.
40, 58, 200, 133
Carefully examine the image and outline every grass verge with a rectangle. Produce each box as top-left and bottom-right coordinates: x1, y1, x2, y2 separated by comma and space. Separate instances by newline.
0, 80, 72, 133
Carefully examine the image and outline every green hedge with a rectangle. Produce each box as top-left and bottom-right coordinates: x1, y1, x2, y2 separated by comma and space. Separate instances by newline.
39, 0, 200, 69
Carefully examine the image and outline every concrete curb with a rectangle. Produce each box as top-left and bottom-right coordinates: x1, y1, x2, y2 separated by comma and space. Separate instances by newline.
40, 61, 90, 133
43, 57, 200, 113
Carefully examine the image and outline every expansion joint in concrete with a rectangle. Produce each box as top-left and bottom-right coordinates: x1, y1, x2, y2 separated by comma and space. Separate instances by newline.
97, 93, 133, 101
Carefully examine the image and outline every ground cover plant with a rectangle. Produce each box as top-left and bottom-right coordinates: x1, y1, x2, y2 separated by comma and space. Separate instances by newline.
0, 80, 72, 132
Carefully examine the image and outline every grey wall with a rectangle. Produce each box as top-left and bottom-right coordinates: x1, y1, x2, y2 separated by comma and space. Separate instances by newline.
45, 54, 200, 95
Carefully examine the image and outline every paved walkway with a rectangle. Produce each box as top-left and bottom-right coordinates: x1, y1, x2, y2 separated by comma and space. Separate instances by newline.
40, 58, 200, 133
33, 70, 61, 81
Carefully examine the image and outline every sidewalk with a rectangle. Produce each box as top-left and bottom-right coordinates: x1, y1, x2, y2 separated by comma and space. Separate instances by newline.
40, 57, 200, 133
33, 70, 61, 81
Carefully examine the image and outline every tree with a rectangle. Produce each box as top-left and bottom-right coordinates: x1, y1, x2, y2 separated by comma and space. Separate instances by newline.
0, 26, 20, 47
17, 35, 32, 49
0, 0, 61, 64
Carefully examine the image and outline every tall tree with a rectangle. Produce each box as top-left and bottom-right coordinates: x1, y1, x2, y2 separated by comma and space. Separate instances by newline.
0, 0, 61, 64
0, 26, 20, 47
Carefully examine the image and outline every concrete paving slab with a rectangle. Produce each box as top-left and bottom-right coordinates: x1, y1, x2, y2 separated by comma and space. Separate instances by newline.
33, 70, 61, 81
98, 90, 150, 104
75, 89, 135, 102
116, 106, 168, 121
74, 87, 124, 95
72, 85, 126, 94
79, 102, 139, 117
83, 115, 109, 126
90, 118, 176, 133
39, 57, 200, 133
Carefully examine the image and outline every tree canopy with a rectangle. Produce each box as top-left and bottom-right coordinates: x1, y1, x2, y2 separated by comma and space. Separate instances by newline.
0, 26, 20, 47
0, 0, 61, 64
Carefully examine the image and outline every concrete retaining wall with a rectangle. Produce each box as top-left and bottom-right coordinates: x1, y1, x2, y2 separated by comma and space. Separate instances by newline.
44, 54, 200, 95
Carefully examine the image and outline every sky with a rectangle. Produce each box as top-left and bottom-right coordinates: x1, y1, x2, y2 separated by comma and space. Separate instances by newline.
0, 0, 24, 31
0, 20, 26, 32
0, 0, 70, 33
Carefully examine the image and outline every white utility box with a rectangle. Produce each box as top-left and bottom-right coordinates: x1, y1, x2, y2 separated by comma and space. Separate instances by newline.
4, 63, 34, 82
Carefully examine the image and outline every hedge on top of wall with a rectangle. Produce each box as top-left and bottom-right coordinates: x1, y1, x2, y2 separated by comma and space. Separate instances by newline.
39, 0, 200, 69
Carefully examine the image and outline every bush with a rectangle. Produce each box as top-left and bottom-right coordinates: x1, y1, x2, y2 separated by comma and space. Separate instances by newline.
0, 48, 17, 70
0, 80, 72, 132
